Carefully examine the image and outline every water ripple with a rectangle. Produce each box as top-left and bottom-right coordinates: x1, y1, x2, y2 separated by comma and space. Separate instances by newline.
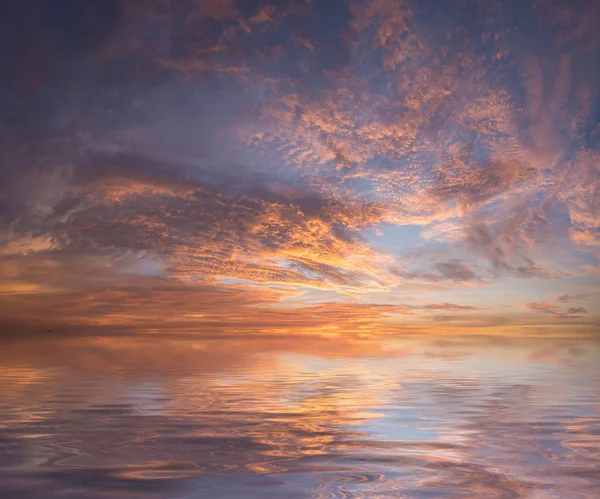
0, 336, 599, 498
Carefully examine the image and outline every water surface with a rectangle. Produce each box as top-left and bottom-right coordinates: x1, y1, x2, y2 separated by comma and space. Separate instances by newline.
1, 335, 599, 498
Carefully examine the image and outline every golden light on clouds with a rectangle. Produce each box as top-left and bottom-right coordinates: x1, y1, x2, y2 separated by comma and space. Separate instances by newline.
0, 0, 598, 339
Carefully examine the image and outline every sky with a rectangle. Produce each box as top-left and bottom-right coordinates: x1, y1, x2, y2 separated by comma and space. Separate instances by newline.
0, 0, 598, 340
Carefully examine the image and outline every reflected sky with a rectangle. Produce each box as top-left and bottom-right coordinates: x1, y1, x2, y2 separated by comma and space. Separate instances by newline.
1, 335, 598, 498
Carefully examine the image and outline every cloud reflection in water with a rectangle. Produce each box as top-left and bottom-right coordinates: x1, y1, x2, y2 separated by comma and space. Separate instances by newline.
0, 335, 598, 498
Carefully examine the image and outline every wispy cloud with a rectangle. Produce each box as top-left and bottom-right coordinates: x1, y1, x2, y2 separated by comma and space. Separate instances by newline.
528, 301, 587, 320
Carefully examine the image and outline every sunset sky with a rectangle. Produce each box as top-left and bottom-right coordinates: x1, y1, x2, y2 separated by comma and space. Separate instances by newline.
1, 0, 598, 339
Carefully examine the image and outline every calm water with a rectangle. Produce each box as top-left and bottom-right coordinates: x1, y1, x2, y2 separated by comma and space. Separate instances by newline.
0, 335, 599, 498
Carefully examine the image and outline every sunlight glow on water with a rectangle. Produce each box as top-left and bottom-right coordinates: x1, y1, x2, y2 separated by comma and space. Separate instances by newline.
0, 335, 599, 498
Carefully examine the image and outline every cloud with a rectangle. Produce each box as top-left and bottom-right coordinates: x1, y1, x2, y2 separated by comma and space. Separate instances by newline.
433, 262, 479, 282
3, 152, 401, 293
528, 302, 560, 314
528, 301, 587, 319
558, 294, 588, 303
0, 244, 487, 335
463, 219, 553, 279
395, 261, 481, 284
421, 303, 480, 312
